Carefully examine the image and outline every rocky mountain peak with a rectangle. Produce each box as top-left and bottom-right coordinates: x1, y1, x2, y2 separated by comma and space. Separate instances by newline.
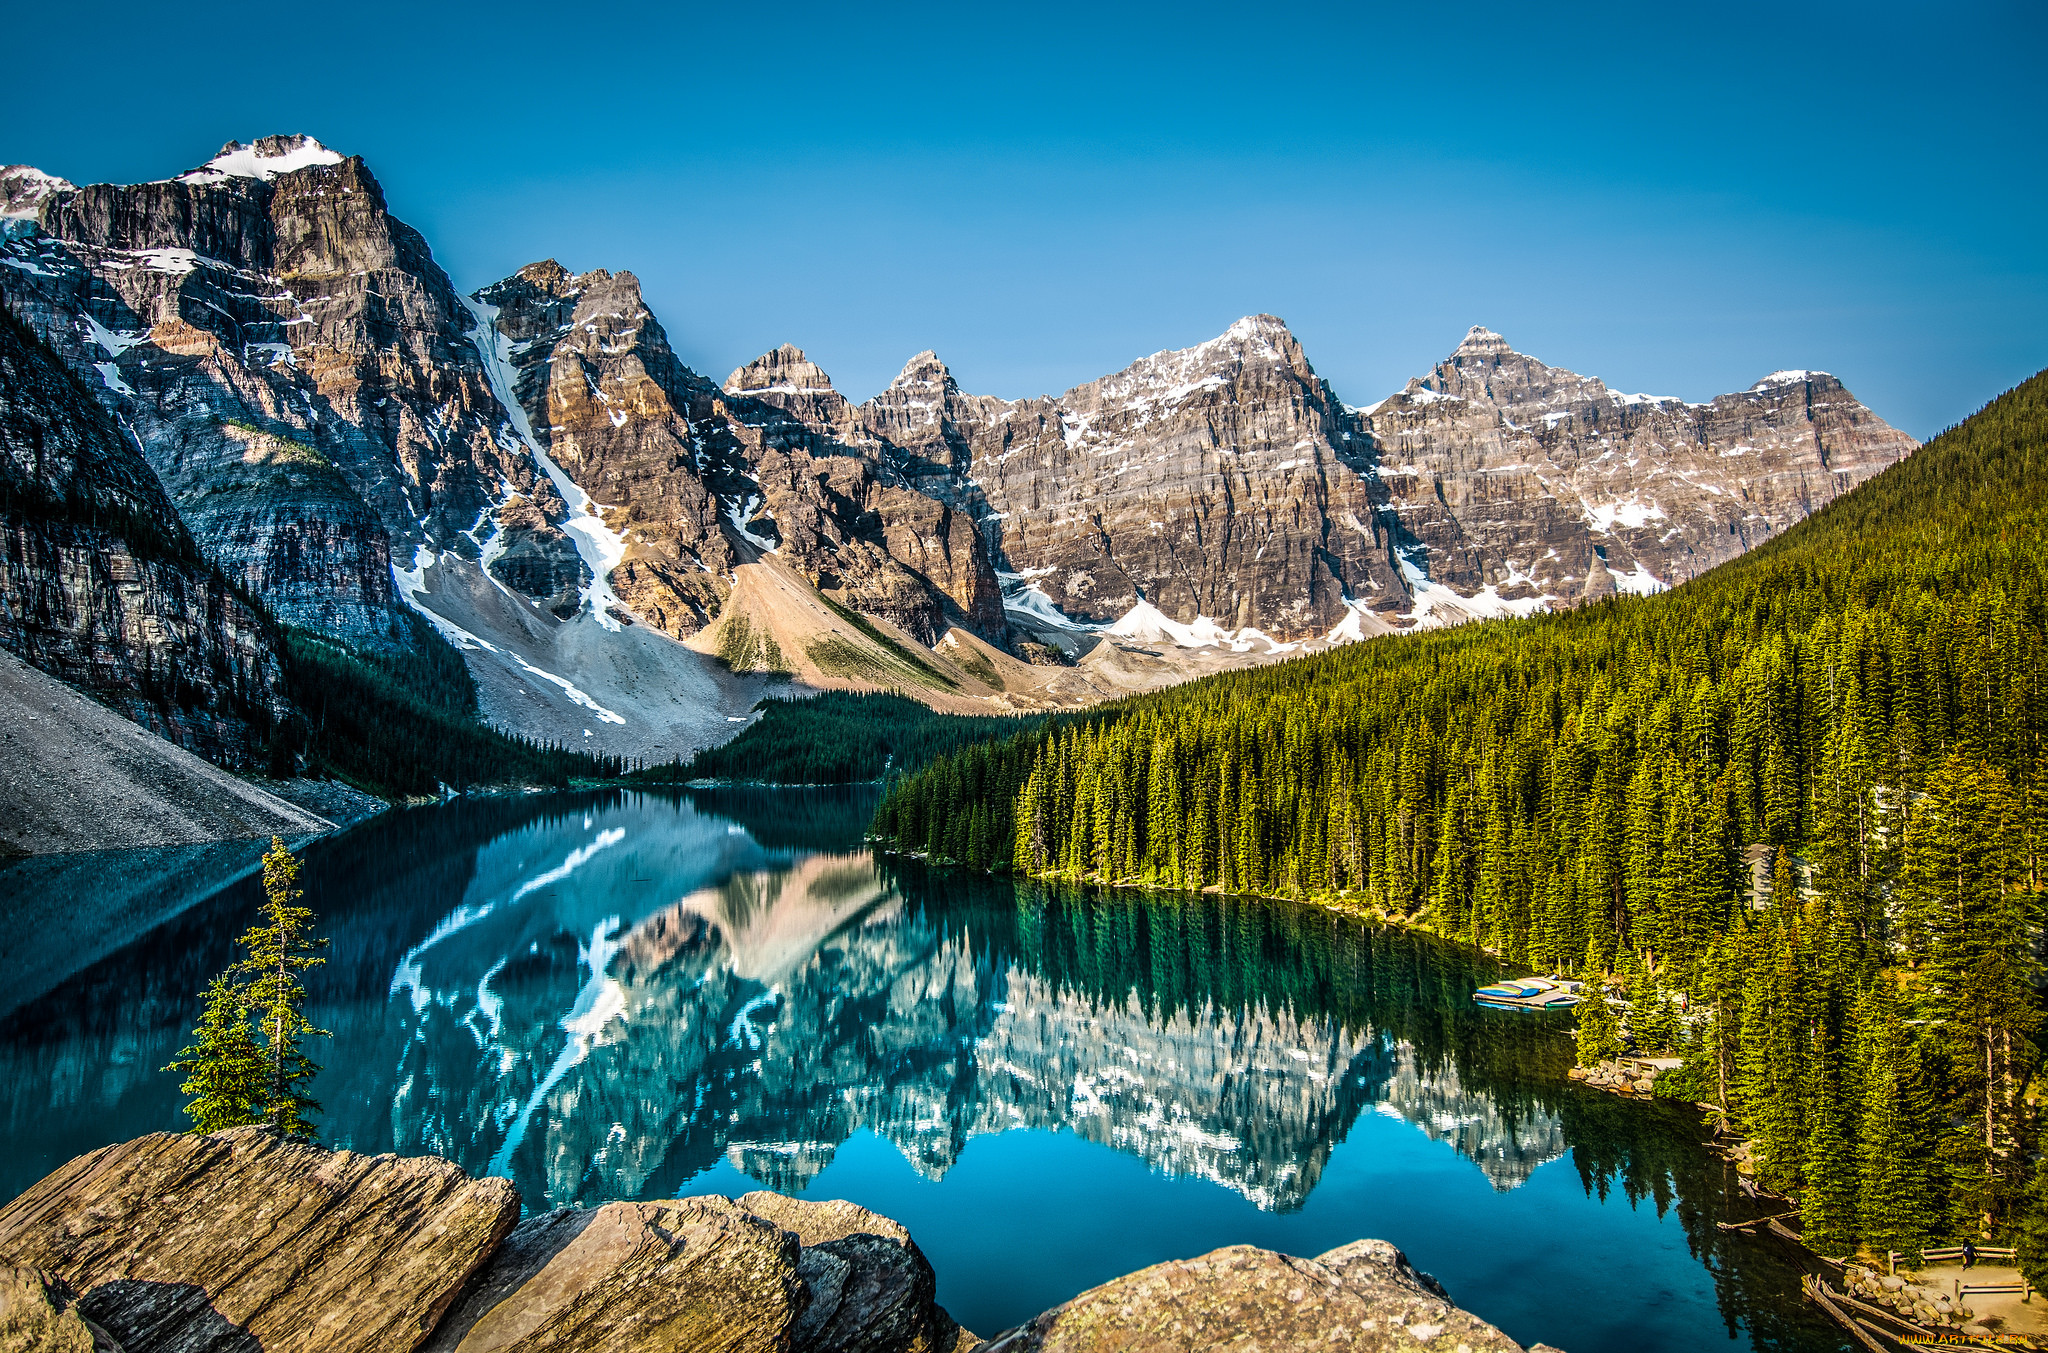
1224, 313, 1293, 341
513, 258, 579, 295
1453, 324, 1512, 358
175, 134, 345, 185
1750, 368, 1827, 391
0, 166, 74, 220
1086, 314, 1312, 411
1212, 313, 1301, 361
1407, 326, 1611, 408
887, 349, 955, 393
567, 268, 646, 321
724, 344, 836, 396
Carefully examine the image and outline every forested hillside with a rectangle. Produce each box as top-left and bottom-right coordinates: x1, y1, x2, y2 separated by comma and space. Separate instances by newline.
632, 692, 1041, 785
874, 367, 2048, 1262
281, 615, 628, 797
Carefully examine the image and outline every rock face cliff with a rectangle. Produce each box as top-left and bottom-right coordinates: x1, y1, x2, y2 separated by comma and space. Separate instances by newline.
1, 142, 775, 761
0, 136, 539, 650
839, 318, 1403, 639
475, 260, 1006, 648
0, 305, 291, 767
741, 319, 1916, 644
1365, 325, 1917, 609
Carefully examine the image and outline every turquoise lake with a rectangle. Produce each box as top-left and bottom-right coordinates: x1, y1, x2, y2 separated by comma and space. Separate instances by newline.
0, 787, 1848, 1350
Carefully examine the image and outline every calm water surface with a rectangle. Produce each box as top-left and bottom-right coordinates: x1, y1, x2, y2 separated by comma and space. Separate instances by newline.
0, 788, 1846, 1351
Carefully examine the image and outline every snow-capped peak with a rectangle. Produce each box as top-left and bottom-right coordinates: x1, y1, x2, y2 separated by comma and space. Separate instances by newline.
0, 165, 75, 219
1750, 370, 1827, 390
1222, 314, 1291, 342
176, 135, 345, 185
1156, 315, 1295, 368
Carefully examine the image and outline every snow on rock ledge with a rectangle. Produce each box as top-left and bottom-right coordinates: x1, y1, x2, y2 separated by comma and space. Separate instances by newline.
176, 134, 346, 183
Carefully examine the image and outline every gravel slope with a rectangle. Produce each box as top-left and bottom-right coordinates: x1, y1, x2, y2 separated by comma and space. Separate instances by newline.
0, 647, 333, 856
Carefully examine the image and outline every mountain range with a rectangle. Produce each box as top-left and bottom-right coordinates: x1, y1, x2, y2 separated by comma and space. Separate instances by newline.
0, 136, 1917, 765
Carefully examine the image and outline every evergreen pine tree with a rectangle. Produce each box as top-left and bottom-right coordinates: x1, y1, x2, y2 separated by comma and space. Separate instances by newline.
162, 974, 265, 1133
2016, 1152, 2048, 1296
1858, 993, 1943, 1261
1576, 977, 1623, 1065
1800, 1048, 1859, 1255
232, 837, 331, 1141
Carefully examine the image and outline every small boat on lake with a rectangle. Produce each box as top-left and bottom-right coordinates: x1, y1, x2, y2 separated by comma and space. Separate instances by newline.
1473, 976, 1584, 1011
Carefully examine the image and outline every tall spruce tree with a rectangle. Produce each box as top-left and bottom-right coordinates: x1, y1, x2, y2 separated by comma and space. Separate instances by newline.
1857, 993, 1943, 1261
232, 837, 330, 1141
1576, 977, 1623, 1065
2017, 1153, 2048, 1296
1801, 1046, 1860, 1255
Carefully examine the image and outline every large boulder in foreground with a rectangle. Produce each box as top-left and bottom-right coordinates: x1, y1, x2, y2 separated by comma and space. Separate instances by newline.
736, 1192, 976, 1353
421, 1191, 976, 1353
980, 1239, 1561, 1353
0, 1128, 518, 1353
421, 1197, 806, 1353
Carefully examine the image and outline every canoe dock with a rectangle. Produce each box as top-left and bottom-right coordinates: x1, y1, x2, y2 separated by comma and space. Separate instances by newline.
1473, 976, 1584, 1011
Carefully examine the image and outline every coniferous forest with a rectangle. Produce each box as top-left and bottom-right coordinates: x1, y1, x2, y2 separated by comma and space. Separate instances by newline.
279, 614, 628, 798
874, 368, 2048, 1268
632, 691, 1042, 785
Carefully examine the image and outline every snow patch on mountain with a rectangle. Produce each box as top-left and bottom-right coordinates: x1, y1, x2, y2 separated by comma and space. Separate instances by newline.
1584, 499, 1667, 533
1751, 370, 1822, 390
391, 545, 629, 725
1397, 548, 1551, 626
999, 570, 1092, 632
177, 136, 344, 184
1611, 562, 1668, 596
461, 294, 632, 630
1108, 600, 1294, 654
0, 166, 75, 219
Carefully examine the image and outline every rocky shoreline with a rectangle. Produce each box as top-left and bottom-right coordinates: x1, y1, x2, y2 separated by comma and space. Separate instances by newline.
0, 1128, 1563, 1352
1566, 1057, 1682, 1100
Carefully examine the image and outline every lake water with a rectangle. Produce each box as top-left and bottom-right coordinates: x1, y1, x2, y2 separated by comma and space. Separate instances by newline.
0, 788, 1847, 1351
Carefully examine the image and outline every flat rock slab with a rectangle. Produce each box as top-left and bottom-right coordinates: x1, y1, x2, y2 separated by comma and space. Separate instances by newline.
423, 1197, 805, 1353
0, 1127, 518, 1353
982, 1239, 1555, 1353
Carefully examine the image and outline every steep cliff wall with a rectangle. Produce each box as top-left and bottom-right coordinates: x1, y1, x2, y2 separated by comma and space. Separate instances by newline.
1, 140, 486, 649
732, 318, 1914, 648
477, 261, 1006, 648
1364, 325, 1919, 606
0, 305, 291, 766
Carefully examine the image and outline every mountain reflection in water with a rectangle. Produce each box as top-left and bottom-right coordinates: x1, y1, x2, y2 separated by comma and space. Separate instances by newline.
0, 789, 1848, 1353
374, 839, 1570, 1211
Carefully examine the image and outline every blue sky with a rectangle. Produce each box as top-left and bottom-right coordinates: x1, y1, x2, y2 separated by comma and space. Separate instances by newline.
10, 0, 2044, 437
